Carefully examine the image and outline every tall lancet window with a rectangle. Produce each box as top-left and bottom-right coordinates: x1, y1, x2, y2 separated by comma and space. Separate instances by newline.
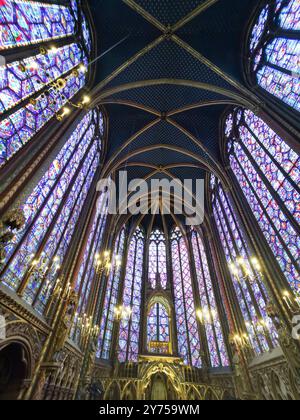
0, 0, 91, 168
71, 191, 108, 345
118, 227, 145, 363
191, 229, 229, 368
171, 227, 201, 368
0, 109, 104, 313
248, 0, 300, 112
225, 109, 300, 293
148, 229, 167, 289
211, 176, 278, 355
97, 228, 126, 360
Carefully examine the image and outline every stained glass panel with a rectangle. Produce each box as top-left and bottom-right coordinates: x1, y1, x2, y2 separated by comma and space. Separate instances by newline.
97, 228, 126, 360
171, 227, 202, 368
147, 302, 170, 354
226, 108, 300, 292
0, 43, 85, 114
0, 109, 104, 312
211, 176, 278, 354
118, 228, 144, 363
0, 66, 87, 168
191, 229, 229, 367
249, 0, 300, 111
148, 229, 167, 289
0, 0, 77, 50
0, 0, 91, 169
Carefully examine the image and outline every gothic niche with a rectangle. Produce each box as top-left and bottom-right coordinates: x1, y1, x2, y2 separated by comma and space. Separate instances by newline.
0, 342, 31, 400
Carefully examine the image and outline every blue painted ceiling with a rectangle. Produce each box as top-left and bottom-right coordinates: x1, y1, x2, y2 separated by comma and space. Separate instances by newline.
88, 0, 259, 226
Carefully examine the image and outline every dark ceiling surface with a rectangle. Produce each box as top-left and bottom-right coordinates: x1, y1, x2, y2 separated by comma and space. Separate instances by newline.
87, 0, 260, 225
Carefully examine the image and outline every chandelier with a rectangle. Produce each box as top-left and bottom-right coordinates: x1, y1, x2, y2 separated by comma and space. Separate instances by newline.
94, 250, 122, 276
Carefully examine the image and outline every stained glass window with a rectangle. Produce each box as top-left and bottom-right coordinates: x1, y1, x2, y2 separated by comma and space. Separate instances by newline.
71, 192, 109, 345
97, 228, 126, 360
118, 228, 145, 362
148, 229, 168, 289
171, 227, 202, 368
211, 176, 278, 355
0, 0, 90, 169
147, 302, 170, 354
0, 109, 104, 313
249, 0, 300, 111
191, 229, 229, 368
0, 43, 85, 114
225, 108, 300, 293
80, 8, 92, 55
0, 0, 77, 50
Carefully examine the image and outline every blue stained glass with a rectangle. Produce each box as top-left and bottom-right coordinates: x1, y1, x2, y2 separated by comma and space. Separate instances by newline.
97, 228, 126, 360
191, 229, 229, 368
211, 176, 278, 354
0, 68, 87, 167
171, 227, 202, 368
147, 302, 170, 354
249, 0, 300, 111
148, 229, 167, 289
0, 43, 85, 114
81, 11, 92, 54
0, 109, 104, 311
0, 0, 92, 169
118, 227, 144, 363
279, 0, 300, 30
0, 0, 77, 50
226, 108, 300, 292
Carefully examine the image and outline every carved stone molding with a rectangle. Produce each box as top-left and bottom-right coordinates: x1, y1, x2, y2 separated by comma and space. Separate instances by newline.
0, 288, 50, 335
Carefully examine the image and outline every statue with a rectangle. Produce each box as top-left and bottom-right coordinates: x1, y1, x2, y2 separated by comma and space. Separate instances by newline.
77, 334, 98, 400
49, 289, 78, 359
0, 208, 25, 266
229, 334, 252, 399
267, 303, 300, 378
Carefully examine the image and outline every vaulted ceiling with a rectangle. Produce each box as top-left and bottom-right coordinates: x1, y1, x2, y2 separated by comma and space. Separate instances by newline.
88, 0, 261, 228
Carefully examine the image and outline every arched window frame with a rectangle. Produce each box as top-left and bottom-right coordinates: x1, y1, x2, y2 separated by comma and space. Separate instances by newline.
223, 107, 300, 294
71, 191, 109, 345
171, 226, 202, 368
190, 227, 229, 368
210, 174, 278, 355
118, 226, 145, 363
0, 108, 105, 314
148, 228, 168, 290
97, 227, 126, 360
245, 0, 300, 115
0, 0, 93, 170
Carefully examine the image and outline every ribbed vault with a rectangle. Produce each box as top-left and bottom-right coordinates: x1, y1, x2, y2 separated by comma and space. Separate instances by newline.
89, 0, 260, 225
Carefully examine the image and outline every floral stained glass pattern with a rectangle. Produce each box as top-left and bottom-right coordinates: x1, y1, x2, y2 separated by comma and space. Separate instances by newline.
211, 176, 278, 355
191, 229, 229, 368
0, 110, 103, 312
97, 228, 126, 360
148, 229, 168, 289
249, 0, 300, 111
0, 0, 77, 50
226, 109, 300, 292
118, 228, 144, 363
171, 228, 202, 368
